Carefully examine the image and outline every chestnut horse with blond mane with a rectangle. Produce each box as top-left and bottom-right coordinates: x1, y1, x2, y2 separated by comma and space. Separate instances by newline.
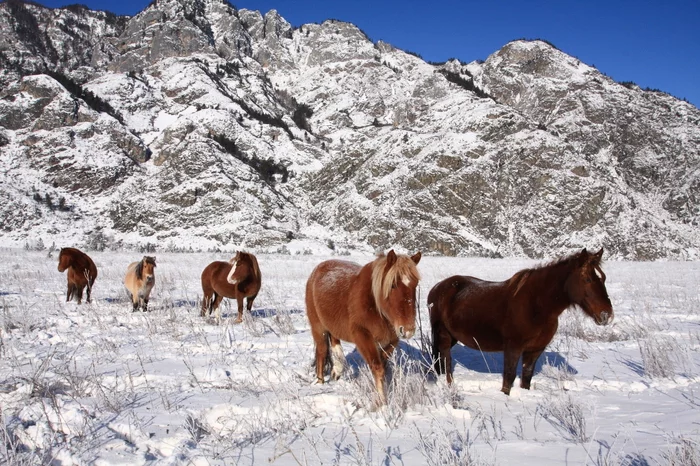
428, 248, 613, 395
124, 256, 156, 312
306, 250, 422, 404
57, 247, 98, 304
201, 251, 261, 323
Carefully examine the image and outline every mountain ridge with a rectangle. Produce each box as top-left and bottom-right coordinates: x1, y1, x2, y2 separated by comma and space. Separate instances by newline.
0, 0, 698, 259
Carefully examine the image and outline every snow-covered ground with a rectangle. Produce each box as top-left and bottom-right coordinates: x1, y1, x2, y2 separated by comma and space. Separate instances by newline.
1, 249, 699, 465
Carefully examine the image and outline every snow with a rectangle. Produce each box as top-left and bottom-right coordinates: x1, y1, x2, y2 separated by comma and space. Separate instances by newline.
1, 249, 698, 464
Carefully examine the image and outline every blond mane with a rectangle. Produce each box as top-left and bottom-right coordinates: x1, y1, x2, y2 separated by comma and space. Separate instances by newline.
370, 253, 421, 311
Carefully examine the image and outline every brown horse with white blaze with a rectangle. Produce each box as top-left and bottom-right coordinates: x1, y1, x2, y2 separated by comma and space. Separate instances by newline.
57, 247, 98, 304
306, 250, 422, 405
428, 248, 613, 395
201, 251, 261, 323
124, 256, 156, 312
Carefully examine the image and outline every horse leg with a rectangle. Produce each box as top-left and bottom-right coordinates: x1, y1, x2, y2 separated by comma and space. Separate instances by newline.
234, 295, 244, 324
354, 329, 388, 405
66, 283, 74, 302
520, 349, 545, 390
76, 285, 84, 305
201, 279, 214, 317
329, 335, 345, 381
86, 280, 93, 304
433, 324, 457, 384
501, 347, 521, 395
213, 294, 224, 324
246, 294, 257, 313
143, 297, 149, 312
312, 328, 329, 383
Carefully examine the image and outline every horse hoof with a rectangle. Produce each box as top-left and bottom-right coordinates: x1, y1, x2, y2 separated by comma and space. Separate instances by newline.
501, 387, 511, 396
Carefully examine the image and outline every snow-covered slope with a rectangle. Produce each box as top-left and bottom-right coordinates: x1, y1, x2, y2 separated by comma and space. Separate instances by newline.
1, 0, 698, 259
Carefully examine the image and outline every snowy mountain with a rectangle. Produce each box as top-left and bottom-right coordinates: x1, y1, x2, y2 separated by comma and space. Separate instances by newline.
1, 0, 698, 259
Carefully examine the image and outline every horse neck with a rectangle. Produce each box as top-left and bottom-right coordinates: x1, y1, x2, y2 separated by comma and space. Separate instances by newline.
359, 262, 380, 312
525, 260, 576, 318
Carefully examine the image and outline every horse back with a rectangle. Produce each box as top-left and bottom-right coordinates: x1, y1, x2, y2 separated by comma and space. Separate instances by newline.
203, 261, 257, 298
63, 248, 97, 285
429, 275, 514, 351
124, 261, 149, 294
306, 260, 364, 342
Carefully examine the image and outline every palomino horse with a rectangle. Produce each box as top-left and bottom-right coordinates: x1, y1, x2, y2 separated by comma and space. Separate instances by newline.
428, 248, 613, 395
201, 251, 261, 323
124, 256, 156, 312
306, 250, 422, 404
57, 247, 98, 304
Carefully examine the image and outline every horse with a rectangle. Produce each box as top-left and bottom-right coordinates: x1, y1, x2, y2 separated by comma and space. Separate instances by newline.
124, 256, 156, 312
200, 251, 261, 323
306, 250, 422, 405
57, 247, 98, 304
428, 248, 613, 395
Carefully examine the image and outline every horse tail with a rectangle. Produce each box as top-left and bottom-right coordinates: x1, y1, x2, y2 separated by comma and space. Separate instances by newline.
249, 253, 261, 283
427, 283, 442, 374
428, 278, 464, 375
322, 332, 332, 376
430, 320, 444, 374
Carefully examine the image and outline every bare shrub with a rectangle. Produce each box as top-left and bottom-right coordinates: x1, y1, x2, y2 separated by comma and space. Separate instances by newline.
638, 335, 683, 379
411, 418, 491, 466
662, 436, 700, 466
184, 414, 210, 445
536, 394, 589, 443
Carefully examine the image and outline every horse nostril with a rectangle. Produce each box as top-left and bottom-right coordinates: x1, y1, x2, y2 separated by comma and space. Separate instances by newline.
600, 311, 612, 325
398, 326, 405, 337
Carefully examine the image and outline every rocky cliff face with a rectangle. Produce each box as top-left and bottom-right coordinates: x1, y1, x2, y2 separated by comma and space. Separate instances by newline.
0, 0, 698, 259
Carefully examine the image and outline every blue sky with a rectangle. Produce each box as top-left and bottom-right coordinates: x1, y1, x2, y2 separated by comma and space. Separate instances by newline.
34, 0, 700, 108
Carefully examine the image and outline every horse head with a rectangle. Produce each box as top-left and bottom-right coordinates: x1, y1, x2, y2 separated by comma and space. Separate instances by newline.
57, 248, 70, 272
566, 248, 613, 325
138, 256, 156, 284
372, 250, 422, 339
227, 251, 253, 285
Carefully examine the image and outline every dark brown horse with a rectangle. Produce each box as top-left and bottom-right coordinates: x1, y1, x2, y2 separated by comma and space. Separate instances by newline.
125, 256, 156, 312
201, 251, 261, 323
428, 248, 613, 395
57, 247, 98, 304
306, 250, 422, 404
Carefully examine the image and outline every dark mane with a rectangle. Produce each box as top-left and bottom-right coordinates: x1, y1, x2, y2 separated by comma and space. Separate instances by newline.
509, 249, 603, 292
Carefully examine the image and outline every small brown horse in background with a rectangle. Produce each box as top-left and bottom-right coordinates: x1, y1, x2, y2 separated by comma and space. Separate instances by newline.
428, 248, 613, 395
306, 250, 422, 405
57, 247, 98, 304
201, 251, 261, 323
124, 256, 156, 312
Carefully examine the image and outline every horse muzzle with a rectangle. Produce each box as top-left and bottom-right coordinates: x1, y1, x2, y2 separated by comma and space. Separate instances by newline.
596, 311, 613, 326
146, 275, 155, 284
396, 325, 415, 339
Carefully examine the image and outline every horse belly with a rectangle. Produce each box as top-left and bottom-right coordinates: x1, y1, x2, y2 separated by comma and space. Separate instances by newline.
68, 268, 87, 286
446, 295, 508, 352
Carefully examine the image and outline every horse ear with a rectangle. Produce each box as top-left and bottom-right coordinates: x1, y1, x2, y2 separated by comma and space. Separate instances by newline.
592, 248, 604, 263
411, 251, 422, 265
386, 249, 397, 268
